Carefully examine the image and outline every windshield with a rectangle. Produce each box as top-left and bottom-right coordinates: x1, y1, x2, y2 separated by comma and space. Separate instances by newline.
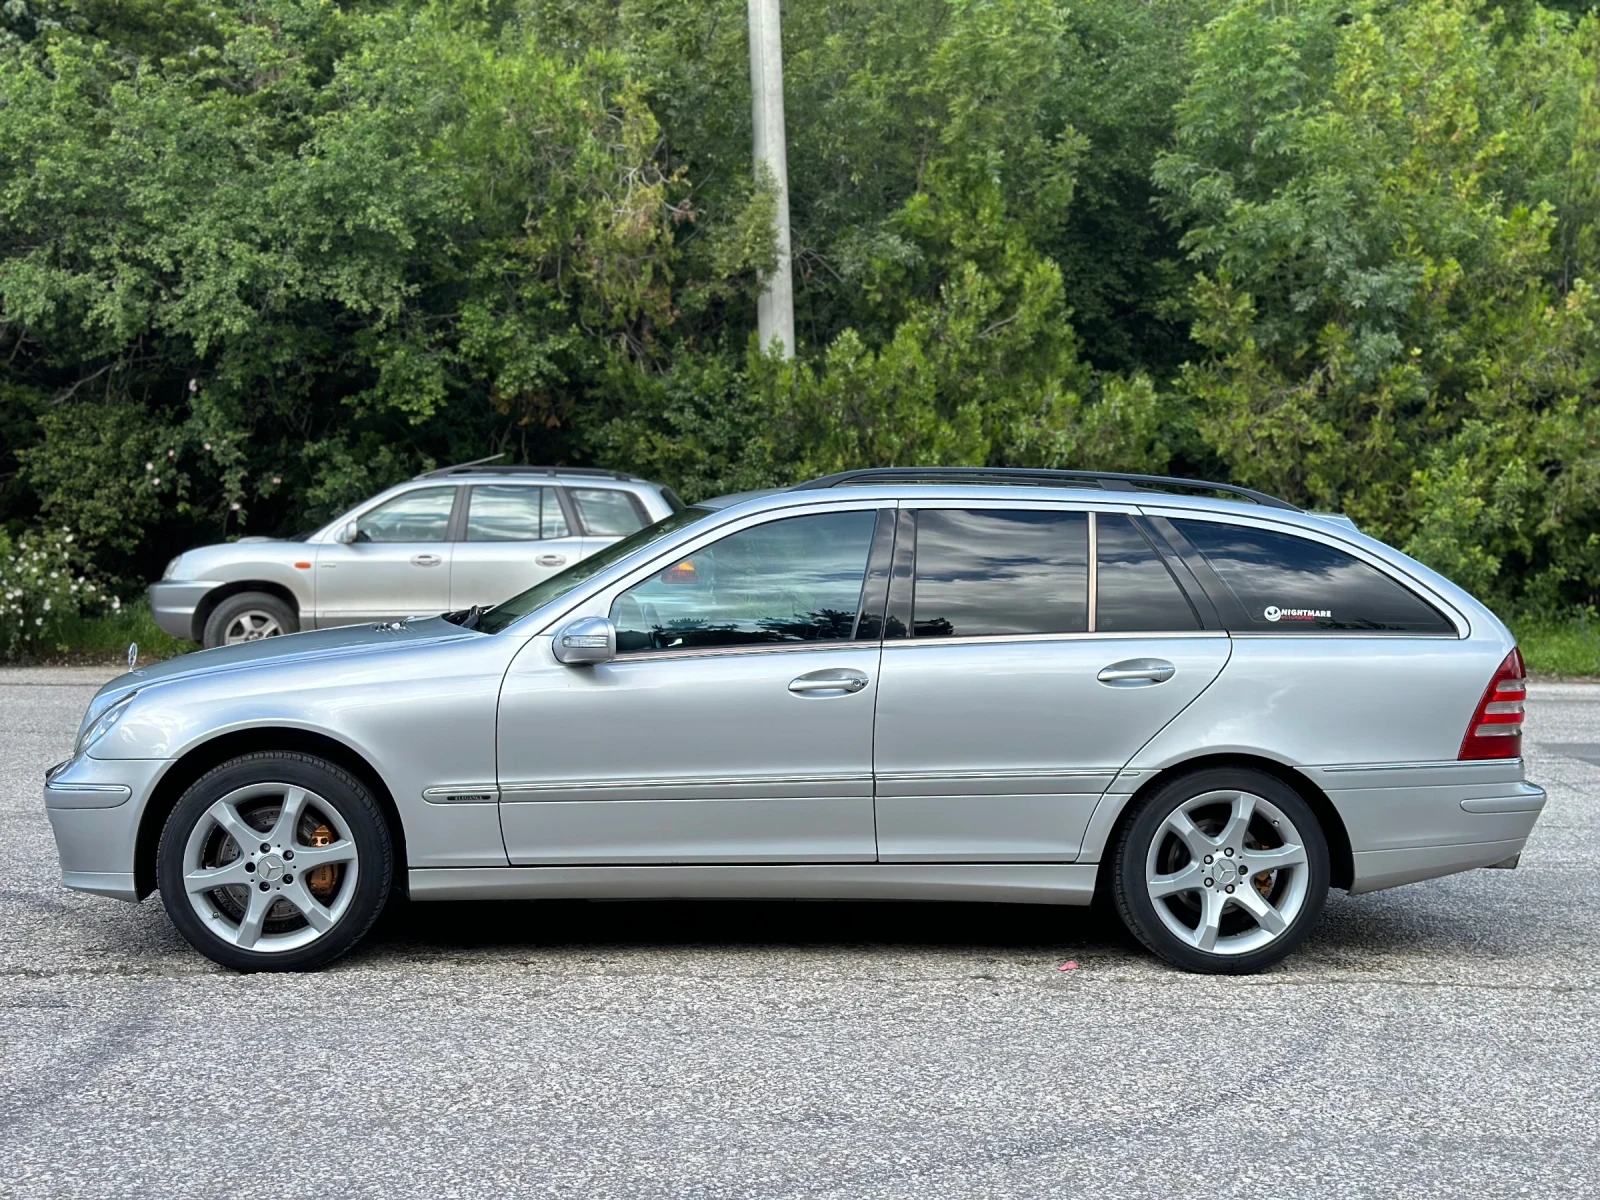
475, 506, 716, 634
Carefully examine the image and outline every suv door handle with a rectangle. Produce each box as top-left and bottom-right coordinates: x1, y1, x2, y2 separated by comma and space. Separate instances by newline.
410, 554, 443, 567
536, 553, 567, 567
1097, 658, 1176, 686
788, 669, 870, 696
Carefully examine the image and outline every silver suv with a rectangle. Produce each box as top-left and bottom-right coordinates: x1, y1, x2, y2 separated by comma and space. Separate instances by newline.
150, 465, 683, 647
54, 468, 1543, 974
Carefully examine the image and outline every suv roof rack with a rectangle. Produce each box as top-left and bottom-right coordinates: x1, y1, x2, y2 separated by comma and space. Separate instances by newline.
791, 467, 1301, 511
414, 454, 636, 482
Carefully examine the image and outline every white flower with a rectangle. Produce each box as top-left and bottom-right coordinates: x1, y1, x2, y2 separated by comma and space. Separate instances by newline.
167, 449, 175, 458
111, 597, 122, 610
145, 462, 154, 472
42, 598, 51, 611
230, 502, 241, 511
204, 442, 212, 451
34, 617, 42, 626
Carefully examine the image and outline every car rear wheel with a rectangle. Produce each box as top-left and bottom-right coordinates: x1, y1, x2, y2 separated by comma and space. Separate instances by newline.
1111, 767, 1330, 974
156, 752, 392, 972
202, 591, 298, 649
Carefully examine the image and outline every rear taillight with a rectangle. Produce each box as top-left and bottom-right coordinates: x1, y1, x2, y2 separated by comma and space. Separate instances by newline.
1459, 648, 1526, 760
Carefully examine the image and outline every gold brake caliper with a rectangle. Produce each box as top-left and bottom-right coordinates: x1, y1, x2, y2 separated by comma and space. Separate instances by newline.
307, 823, 340, 898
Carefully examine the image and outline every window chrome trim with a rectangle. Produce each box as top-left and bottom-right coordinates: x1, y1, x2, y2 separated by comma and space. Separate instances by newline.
610, 639, 872, 664
1087, 512, 1099, 633
880, 630, 1228, 649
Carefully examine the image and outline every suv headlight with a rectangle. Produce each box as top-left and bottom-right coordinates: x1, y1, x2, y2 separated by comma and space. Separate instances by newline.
76, 692, 137, 757
162, 556, 182, 580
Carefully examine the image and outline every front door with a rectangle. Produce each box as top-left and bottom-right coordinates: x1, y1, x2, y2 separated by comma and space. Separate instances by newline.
496, 506, 891, 864
872, 507, 1231, 861
313, 485, 457, 627
450, 484, 588, 610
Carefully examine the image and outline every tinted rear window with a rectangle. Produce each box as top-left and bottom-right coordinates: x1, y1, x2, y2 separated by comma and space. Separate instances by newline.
912, 509, 1088, 637
1175, 519, 1454, 634
1096, 515, 1199, 632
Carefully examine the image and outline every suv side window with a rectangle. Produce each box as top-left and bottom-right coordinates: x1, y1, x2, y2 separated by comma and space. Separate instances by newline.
611, 510, 879, 653
572, 488, 648, 536
466, 486, 566, 542
1175, 519, 1454, 634
1096, 514, 1200, 632
354, 487, 455, 543
912, 509, 1088, 637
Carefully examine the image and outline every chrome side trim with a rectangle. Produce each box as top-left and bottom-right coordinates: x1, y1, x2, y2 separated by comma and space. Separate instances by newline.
875, 768, 1117, 782
500, 772, 872, 795
43, 781, 133, 809
407, 863, 1099, 905
1320, 759, 1516, 773
422, 785, 501, 806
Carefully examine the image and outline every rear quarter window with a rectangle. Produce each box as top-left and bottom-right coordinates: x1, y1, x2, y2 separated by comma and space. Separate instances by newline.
1174, 519, 1455, 635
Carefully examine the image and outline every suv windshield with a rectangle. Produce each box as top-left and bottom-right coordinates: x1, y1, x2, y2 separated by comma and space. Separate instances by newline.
475, 506, 716, 634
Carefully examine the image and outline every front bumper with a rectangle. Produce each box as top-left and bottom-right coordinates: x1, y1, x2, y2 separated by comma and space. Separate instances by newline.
147, 580, 220, 641
44, 755, 166, 903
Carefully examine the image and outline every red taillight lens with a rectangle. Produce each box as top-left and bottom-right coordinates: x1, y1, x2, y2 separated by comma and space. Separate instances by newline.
1459, 647, 1526, 760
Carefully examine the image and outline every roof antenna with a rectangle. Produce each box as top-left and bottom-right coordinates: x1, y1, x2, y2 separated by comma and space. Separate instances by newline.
414, 452, 507, 479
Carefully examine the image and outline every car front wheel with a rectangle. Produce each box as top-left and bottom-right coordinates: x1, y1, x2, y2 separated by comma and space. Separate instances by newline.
1111, 767, 1330, 974
156, 752, 392, 972
202, 591, 298, 649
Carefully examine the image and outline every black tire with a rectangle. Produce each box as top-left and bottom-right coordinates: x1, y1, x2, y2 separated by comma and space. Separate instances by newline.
156, 752, 393, 972
201, 591, 298, 649
1111, 767, 1330, 974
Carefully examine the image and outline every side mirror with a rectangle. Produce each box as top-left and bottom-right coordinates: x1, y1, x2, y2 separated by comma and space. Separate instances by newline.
335, 519, 359, 545
553, 616, 616, 665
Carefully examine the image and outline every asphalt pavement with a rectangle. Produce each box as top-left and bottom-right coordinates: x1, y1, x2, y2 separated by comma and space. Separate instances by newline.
2, 666, 1597, 1198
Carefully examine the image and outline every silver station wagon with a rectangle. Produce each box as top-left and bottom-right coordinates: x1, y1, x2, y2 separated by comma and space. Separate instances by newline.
49, 468, 1545, 973
149, 463, 682, 647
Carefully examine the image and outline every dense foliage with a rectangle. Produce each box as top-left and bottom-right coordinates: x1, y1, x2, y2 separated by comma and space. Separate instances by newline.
2, 0, 1597, 616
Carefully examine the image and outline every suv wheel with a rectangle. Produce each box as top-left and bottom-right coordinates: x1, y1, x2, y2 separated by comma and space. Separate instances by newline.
156, 753, 392, 972
203, 591, 297, 648
1111, 767, 1330, 974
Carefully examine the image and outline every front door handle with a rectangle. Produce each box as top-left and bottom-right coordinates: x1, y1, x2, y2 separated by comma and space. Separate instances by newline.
1097, 658, 1176, 687
788, 669, 869, 696
410, 554, 443, 567
536, 553, 567, 567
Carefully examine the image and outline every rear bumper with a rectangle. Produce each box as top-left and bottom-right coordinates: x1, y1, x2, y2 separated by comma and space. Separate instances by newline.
147, 581, 219, 641
1323, 774, 1547, 894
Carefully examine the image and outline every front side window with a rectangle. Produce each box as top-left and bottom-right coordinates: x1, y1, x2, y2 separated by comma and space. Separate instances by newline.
1096, 514, 1200, 632
912, 509, 1088, 637
354, 487, 455, 543
466, 486, 568, 542
572, 488, 647, 536
611, 510, 878, 653
1175, 519, 1454, 634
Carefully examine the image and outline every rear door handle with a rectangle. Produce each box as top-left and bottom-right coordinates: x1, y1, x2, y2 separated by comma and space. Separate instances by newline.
411, 554, 443, 567
1097, 658, 1176, 687
536, 553, 567, 567
788, 669, 869, 696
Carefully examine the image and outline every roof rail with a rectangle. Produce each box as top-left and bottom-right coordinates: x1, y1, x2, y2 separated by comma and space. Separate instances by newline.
790, 467, 1301, 511
414, 455, 636, 482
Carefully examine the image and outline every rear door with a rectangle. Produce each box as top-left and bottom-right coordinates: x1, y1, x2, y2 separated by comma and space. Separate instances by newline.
871, 504, 1230, 861
450, 484, 587, 610
313, 486, 457, 626
567, 485, 652, 558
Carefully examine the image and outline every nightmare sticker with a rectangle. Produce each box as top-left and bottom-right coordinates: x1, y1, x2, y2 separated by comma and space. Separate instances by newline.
1263, 605, 1331, 622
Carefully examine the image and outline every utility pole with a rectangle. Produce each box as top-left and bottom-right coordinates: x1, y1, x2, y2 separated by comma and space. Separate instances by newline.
748, 0, 795, 359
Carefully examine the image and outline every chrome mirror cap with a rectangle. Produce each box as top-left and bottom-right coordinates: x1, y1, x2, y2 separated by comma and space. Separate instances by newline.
335, 519, 359, 545
553, 616, 617, 665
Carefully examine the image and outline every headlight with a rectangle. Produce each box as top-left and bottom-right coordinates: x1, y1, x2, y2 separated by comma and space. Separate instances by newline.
162, 556, 182, 580
76, 693, 137, 757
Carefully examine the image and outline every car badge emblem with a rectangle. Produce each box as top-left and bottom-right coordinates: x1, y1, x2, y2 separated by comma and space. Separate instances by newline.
127, 642, 139, 671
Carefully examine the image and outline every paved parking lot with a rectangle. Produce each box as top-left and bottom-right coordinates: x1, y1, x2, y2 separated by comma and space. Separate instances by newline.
1, 667, 1597, 1198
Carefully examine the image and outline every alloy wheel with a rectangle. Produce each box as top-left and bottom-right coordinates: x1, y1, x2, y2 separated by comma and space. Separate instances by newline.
223, 611, 283, 643
1143, 789, 1311, 956
181, 782, 360, 953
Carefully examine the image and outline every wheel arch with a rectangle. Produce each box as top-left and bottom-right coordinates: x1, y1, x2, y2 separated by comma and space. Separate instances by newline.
1091, 753, 1354, 897
133, 727, 408, 900
192, 581, 301, 643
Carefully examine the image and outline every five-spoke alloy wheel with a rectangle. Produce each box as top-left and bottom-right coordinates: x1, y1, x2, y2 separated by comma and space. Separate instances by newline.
1112, 767, 1330, 973
157, 752, 392, 971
